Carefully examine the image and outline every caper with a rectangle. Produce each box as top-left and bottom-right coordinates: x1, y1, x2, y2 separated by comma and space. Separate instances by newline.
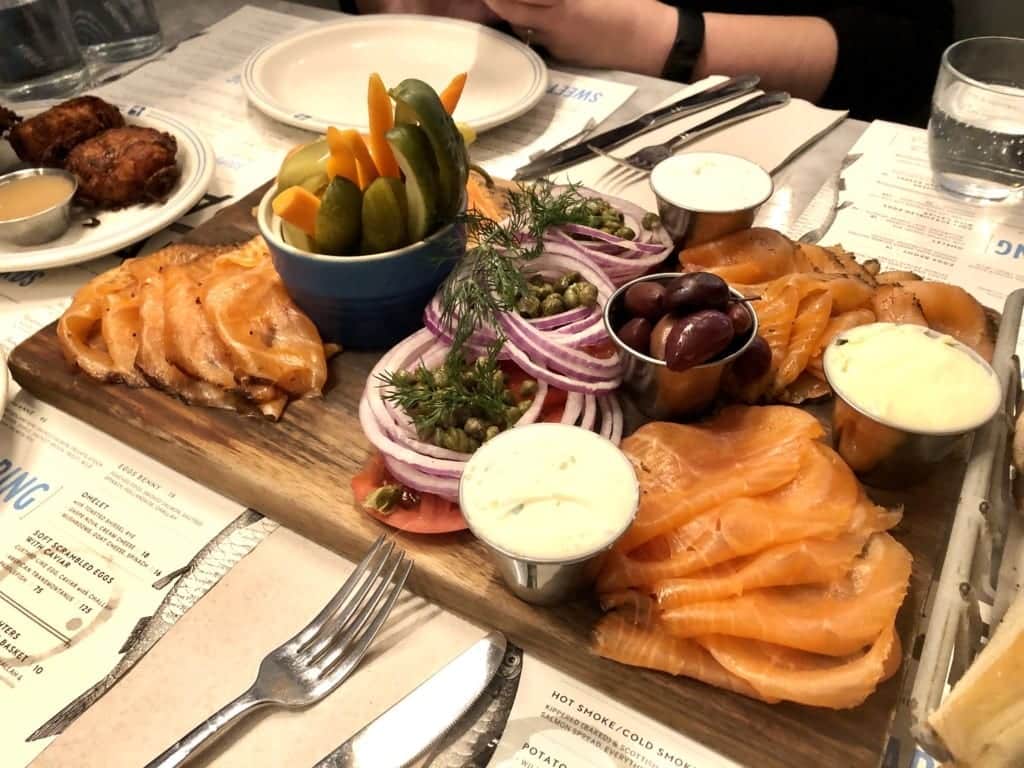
467, 437, 481, 453
485, 425, 501, 442
364, 484, 400, 513
417, 424, 435, 443
517, 294, 541, 318
615, 226, 636, 240
505, 405, 522, 426
563, 284, 581, 309
531, 281, 554, 299
454, 427, 474, 453
519, 379, 538, 398
554, 271, 580, 293
642, 212, 660, 230
461, 368, 477, 385
503, 388, 516, 404
491, 369, 505, 388
541, 294, 565, 316
464, 417, 486, 439
602, 212, 620, 226
585, 200, 604, 214
585, 215, 603, 228
576, 282, 599, 308
433, 368, 449, 387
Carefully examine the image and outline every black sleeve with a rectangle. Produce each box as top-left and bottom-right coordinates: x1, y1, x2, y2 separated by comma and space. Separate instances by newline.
819, 1, 954, 126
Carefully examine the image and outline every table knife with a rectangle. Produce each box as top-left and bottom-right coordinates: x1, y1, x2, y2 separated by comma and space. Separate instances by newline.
314, 632, 507, 768
514, 73, 760, 180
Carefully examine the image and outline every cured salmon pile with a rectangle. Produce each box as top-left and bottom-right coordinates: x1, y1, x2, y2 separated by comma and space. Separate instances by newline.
594, 405, 911, 709
57, 237, 329, 419
681, 228, 995, 404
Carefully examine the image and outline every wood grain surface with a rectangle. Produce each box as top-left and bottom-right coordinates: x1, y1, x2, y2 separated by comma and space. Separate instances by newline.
8, 185, 960, 768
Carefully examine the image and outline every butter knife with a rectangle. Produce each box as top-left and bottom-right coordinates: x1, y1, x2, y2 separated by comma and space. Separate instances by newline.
314, 632, 507, 768
514, 73, 760, 180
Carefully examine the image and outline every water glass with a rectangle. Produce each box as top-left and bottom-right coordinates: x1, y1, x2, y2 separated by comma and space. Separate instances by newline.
67, 0, 162, 63
0, 0, 89, 102
929, 36, 1024, 202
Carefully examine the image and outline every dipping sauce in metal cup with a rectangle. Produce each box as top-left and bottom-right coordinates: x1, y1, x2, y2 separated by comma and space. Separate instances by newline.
459, 423, 638, 605
823, 322, 1002, 487
650, 152, 773, 248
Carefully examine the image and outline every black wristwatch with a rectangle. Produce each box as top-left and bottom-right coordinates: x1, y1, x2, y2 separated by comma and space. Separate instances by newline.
661, 8, 705, 83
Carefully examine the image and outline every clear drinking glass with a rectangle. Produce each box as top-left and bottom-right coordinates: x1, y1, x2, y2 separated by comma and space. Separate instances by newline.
0, 0, 89, 102
929, 36, 1024, 202
67, 0, 162, 63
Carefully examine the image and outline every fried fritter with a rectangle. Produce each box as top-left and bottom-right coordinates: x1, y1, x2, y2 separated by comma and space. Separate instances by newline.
65, 126, 179, 208
0, 104, 20, 136
8, 95, 123, 166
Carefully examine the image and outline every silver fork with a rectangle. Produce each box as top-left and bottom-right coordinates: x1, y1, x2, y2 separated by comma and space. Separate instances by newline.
145, 535, 411, 768
590, 91, 791, 183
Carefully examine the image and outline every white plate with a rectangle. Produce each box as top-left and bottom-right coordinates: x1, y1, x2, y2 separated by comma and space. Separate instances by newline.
242, 15, 548, 134
0, 106, 214, 272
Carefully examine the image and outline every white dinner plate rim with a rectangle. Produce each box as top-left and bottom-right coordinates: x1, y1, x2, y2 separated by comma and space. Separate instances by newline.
241, 14, 548, 134
0, 105, 215, 272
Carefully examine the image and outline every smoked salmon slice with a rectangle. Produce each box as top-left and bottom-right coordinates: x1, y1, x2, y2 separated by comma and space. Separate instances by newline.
658, 534, 912, 657
593, 613, 775, 702
805, 308, 876, 379
698, 623, 901, 709
774, 289, 832, 393
679, 227, 796, 284
654, 534, 867, 608
58, 238, 327, 419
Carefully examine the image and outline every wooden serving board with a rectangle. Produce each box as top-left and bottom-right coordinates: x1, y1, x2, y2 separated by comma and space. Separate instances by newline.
8, 186, 961, 768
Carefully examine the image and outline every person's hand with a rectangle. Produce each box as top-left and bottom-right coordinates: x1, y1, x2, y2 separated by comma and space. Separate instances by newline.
481, 0, 678, 75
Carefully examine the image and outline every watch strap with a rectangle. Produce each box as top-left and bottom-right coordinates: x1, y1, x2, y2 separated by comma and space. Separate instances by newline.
661, 8, 705, 83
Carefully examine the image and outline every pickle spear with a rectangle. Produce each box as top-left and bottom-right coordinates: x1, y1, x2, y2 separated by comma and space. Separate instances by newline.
385, 123, 439, 242
315, 176, 362, 255
361, 177, 409, 253
389, 78, 468, 220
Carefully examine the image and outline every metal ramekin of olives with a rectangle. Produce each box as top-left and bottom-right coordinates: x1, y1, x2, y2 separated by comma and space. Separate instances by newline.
603, 271, 770, 419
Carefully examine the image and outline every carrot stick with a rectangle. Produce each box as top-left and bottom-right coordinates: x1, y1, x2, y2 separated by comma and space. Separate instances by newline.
337, 129, 379, 189
272, 186, 321, 236
367, 73, 400, 178
439, 72, 467, 114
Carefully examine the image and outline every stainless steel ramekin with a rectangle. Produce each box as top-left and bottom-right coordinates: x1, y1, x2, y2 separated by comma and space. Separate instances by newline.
0, 167, 77, 246
604, 272, 758, 420
650, 152, 773, 248
459, 423, 639, 606
823, 325, 1001, 488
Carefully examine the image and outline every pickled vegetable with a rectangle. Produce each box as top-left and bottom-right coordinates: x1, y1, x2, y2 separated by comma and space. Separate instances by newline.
726, 301, 754, 336
361, 176, 409, 254
664, 309, 734, 371
281, 220, 314, 252
623, 282, 666, 320
385, 123, 440, 242
617, 317, 653, 355
273, 186, 321, 237
315, 176, 362, 255
664, 273, 730, 314
390, 78, 469, 219
731, 335, 772, 380
277, 137, 330, 190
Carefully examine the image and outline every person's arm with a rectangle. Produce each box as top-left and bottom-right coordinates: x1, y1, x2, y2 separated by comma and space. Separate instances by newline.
482, 1, 836, 100
693, 14, 837, 102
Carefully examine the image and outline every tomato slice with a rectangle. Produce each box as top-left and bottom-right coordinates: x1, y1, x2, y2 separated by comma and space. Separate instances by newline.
351, 453, 467, 534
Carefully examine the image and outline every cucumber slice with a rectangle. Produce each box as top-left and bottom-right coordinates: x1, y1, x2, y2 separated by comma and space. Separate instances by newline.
361, 177, 409, 254
385, 123, 439, 242
281, 220, 314, 252
315, 177, 362, 256
390, 78, 468, 220
277, 137, 330, 190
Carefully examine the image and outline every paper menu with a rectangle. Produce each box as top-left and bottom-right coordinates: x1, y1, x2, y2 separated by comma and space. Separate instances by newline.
472, 70, 637, 180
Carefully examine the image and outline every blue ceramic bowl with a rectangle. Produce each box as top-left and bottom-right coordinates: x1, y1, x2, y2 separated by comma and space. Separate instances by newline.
257, 184, 464, 350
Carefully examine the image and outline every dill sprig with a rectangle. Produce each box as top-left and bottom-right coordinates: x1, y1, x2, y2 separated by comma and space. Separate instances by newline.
378, 345, 510, 436
440, 180, 593, 352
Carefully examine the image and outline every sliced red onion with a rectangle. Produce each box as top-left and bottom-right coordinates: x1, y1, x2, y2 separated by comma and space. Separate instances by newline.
498, 313, 620, 381
578, 394, 597, 431
528, 305, 592, 329
383, 455, 460, 501
502, 338, 621, 393
560, 391, 583, 425
360, 391, 465, 478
